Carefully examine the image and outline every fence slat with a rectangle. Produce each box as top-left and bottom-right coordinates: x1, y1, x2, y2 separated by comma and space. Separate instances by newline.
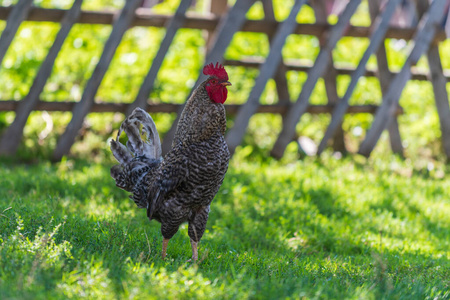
261, 0, 290, 104
223, 58, 450, 82
0, 6, 446, 42
0, 100, 403, 115
358, 0, 447, 157
316, 0, 399, 155
415, 0, 450, 159
205, 0, 227, 50
428, 44, 450, 159
312, 0, 346, 153
261, 0, 292, 145
323, 56, 347, 153
0, 0, 33, 66
161, 0, 256, 154
225, 0, 307, 154
52, 0, 142, 161
271, 0, 361, 159
126, 0, 192, 115
197, 0, 257, 90
369, 0, 404, 156
0, 0, 83, 155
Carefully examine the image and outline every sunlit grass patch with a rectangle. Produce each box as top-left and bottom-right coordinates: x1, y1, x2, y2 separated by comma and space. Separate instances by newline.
0, 154, 449, 299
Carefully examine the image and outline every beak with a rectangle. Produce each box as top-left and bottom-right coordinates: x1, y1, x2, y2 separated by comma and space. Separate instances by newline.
221, 81, 232, 86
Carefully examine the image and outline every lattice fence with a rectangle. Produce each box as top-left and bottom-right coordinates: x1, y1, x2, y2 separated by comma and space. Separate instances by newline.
0, 0, 449, 160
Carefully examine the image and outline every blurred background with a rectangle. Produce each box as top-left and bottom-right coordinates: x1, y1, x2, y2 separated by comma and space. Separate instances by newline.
0, 0, 449, 164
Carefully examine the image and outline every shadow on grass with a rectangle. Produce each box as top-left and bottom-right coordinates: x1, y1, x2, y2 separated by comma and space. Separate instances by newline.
1, 158, 449, 299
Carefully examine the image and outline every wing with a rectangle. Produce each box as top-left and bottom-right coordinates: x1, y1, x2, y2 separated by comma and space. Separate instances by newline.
146, 146, 189, 219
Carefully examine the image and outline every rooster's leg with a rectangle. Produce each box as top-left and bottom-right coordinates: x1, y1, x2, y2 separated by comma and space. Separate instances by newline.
190, 239, 198, 262
187, 206, 209, 262
162, 238, 170, 259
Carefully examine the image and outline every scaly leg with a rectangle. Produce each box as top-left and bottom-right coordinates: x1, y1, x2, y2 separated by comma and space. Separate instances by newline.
190, 238, 198, 262
162, 238, 170, 259
187, 207, 209, 262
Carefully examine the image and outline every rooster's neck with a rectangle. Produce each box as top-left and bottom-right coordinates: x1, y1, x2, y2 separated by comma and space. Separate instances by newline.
172, 82, 226, 146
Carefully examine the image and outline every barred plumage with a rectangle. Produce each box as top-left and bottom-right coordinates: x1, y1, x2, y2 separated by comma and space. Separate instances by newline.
110, 64, 231, 261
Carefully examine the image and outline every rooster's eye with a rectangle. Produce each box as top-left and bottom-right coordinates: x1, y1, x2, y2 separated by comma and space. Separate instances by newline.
210, 79, 217, 84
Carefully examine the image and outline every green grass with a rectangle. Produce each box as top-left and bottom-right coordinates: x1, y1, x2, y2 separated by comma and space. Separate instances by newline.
0, 153, 449, 299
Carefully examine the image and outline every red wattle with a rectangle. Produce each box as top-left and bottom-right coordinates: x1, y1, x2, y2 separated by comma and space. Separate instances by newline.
207, 86, 228, 104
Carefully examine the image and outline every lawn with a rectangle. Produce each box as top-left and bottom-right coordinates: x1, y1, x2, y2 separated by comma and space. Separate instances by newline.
0, 153, 449, 299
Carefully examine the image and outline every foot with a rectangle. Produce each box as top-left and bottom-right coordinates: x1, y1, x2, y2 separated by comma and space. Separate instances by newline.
162, 238, 170, 259
188, 239, 198, 262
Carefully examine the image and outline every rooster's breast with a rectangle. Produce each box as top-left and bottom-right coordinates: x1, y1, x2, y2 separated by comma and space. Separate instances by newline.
176, 135, 229, 207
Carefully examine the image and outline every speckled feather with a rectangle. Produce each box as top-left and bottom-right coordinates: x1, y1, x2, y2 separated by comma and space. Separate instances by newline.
110, 77, 230, 244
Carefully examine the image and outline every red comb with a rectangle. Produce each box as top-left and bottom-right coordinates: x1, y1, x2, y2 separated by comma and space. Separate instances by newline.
203, 62, 228, 81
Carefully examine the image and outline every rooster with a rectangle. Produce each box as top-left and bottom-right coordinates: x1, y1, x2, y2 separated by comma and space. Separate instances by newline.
110, 63, 231, 261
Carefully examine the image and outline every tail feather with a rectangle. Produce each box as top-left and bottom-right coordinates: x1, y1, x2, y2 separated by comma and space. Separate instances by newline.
122, 119, 143, 156
110, 139, 132, 164
111, 107, 162, 162
110, 108, 162, 193
127, 108, 162, 159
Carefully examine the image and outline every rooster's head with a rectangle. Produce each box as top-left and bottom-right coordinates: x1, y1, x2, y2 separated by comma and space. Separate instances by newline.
203, 62, 231, 104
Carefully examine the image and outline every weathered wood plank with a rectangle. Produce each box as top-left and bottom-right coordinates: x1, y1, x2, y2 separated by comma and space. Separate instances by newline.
0, 100, 403, 115
200, 0, 256, 81
428, 44, 450, 159
208, 0, 228, 16
415, 0, 450, 159
0, 0, 33, 66
271, 0, 361, 159
311, 0, 346, 154
369, 0, 404, 156
261, 0, 295, 153
414, 0, 450, 159
358, 0, 447, 157
316, 0, 400, 155
261, 0, 290, 104
0, 0, 83, 155
0, 6, 446, 41
261, 0, 291, 146
225, 0, 307, 154
323, 55, 347, 153
52, 0, 142, 161
161, 0, 256, 154
127, 0, 192, 115
205, 0, 227, 50
260, 0, 294, 147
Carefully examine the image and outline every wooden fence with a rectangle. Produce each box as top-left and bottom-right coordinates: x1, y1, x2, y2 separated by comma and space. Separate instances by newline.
0, 0, 449, 161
